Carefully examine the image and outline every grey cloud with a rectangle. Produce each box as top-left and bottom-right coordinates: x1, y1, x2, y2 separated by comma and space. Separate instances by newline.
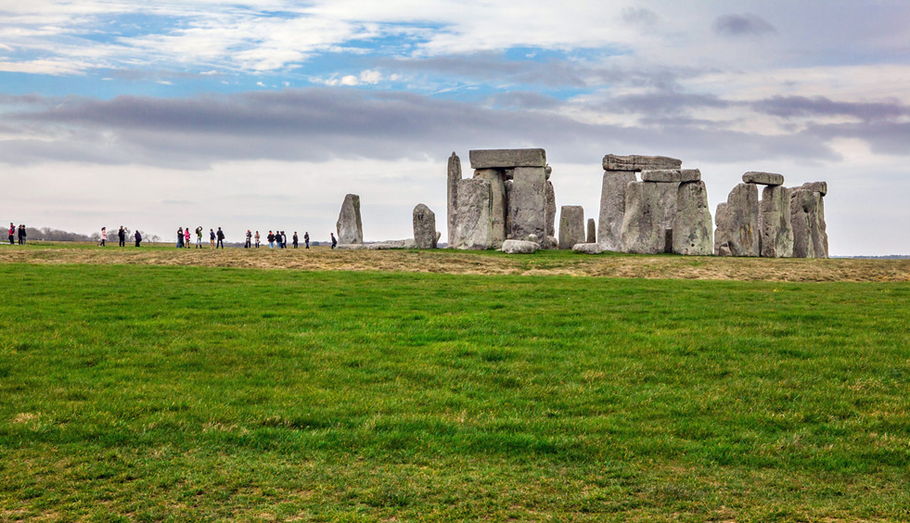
753, 95, 909, 121
486, 91, 562, 110
621, 7, 659, 26
713, 14, 776, 36
598, 91, 732, 116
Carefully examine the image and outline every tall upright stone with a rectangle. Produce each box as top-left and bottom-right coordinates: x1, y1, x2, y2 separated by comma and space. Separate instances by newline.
336, 194, 363, 244
452, 179, 493, 250
714, 183, 759, 256
672, 181, 713, 255
545, 165, 556, 245
760, 185, 794, 258
790, 183, 828, 258
474, 169, 507, 248
508, 166, 547, 241
586, 218, 596, 244
413, 204, 438, 249
558, 206, 585, 250
598, 171, 636, 251
446, 152, 462, 247
620, 182, 664, 254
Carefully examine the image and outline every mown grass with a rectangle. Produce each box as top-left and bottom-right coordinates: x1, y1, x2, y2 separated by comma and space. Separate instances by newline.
1, 263, 909, 522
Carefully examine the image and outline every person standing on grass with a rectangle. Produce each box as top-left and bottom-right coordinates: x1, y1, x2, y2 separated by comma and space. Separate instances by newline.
281, 231, 288, 249
304, 231, 309, 249
118, 226, 125, 247
267, 230, 275, 249
330, 232, 337, 249
99, 227, 107, 247
195, 226, 203, 248
184, 227, 191, 248
254, 230, 260, 248
209, 228, 215, 247
216, 227, 225, 249
134, 230, 142, 247
8, 223, 14, 245
18, 224, 26, 245
245, 230, 252, 248
177, 227, 184, 248
293, 232, 299, 249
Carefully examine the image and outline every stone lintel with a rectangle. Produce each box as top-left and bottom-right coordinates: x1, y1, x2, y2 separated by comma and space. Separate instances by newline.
603, 154, 681, 172
742, 171, 785, 186
469, 148, 547, 169
641, 169, 701, 183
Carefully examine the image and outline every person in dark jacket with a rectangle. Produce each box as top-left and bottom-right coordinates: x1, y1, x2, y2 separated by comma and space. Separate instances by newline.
330, 232, 337, 249
304, 231, 309, 249
245, 230, 252, 248
281, 231, 287, 249
216, 227, 225, 249
18, 224, 26, 245
177, 227, 184, 248
267, 231, 275, 249
118, 226, 126, 247
293, 232, 298, 249
134, 230, 142, 247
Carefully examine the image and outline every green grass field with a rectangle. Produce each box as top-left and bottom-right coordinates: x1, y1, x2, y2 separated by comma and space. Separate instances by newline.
1, 261, 909, 522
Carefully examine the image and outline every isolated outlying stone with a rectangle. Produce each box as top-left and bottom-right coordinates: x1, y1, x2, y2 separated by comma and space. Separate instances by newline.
451, 179, 493, 250
598, 170, 636, 251
743, 171, 784, 186
641, 169, 701, 183
603, 154, 682, 172
790, 184, 828, 258
412, 204, 437, 249
714, 183, 759, 256
470, 148, 547, 169
501, 239, 540, 254
558, 206, 585, 250
759, 185, 793, 258
336, 194, 363, 245
586, 218, 596, 244
573, 243, 604, 254
672, 181, 713, 255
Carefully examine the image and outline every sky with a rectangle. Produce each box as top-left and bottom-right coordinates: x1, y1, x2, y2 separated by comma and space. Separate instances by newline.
1, 0, 908, 255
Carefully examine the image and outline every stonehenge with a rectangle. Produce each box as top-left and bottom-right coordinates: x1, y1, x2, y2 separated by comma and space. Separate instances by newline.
412, 204, 438, 249
439, 149, 828, 257
336, 194, 363, 244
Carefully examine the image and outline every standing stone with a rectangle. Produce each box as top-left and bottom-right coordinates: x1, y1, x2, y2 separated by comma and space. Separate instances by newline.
413, 204, 438, 249
790, 185, 828, 258
586, 219, 596, 244
653, 182, 680, 253
452, 179, 493, 250
508, 166, 547, 241
504, 179, 513, 239
447, 152, 462, 247
336, 194, 363, 244
598, 170, 636, 251
474, 169, 507, 247
714, 183, 759, 256
558, 206, 585, 250
545, 181, 557, 247
672, 181, 713, 255
620, 182, 664, 254
760, 185, 793, 258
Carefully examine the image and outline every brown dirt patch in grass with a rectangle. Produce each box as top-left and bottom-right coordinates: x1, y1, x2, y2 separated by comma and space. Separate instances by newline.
0, 243, 908, 282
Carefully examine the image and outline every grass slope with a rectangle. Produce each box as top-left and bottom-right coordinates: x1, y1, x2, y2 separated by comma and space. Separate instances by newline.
1, 263, 909, 522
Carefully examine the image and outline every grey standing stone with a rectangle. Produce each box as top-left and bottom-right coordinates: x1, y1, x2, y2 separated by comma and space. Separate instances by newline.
501, 239, 540, 254
452, 179, 493, 250
654, 181, 680, 252
760, 185, 793, 258
545, 180, 556, 242
620, 182, 664, 254
799, 181, 827, 196
672, 181, 713, 255
508, 166, 547, 241
743, 171, 785, 186
641, 169, 701, 183
470, 148, 547, 169
598, 170, 636, 251
790, 186, 828, 258
336, 194, 363, 245
504, 179, 513, 239
713, 183, 759, 256
412, 204, 438, 249
586, 218, 596, 244
558, 206, 585, 250
446, 152, 462, 247
474, 169, 507, 247
603, 154, 682, 172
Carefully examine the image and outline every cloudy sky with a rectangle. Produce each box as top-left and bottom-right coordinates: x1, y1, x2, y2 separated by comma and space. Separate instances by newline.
1, 0, 908, 254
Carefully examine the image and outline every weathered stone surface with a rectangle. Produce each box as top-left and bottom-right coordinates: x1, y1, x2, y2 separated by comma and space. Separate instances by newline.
501, 239, 540, 254
743, 171, 784, 186
760, 185, 793, 258
412, 204, 438, 249
620, 182, 664, 254
672, 181, 713, 255
714, 183, 759, 256
366, 239, 417, 250
598, 170, 636, 251
469, 148, 546, 169
336, 194, 363, 244
603, 154, 682, 172
545, 165, 552, 180
654, 182, 680, 252
800, 181, 828, 196
558, 206, 585, 250
452, 179, 493, 250
545, 180, 556, 242
446, 152, 462, 246
573, 243, 604, 254
586, 219, 596, 244
641, 169, 701, 183
508, 166, 547, 241
790, 187, 828, 258
474, 169, 507, 247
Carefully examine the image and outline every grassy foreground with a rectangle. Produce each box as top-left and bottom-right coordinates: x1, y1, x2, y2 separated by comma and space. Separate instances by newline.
1, 262, 909, 522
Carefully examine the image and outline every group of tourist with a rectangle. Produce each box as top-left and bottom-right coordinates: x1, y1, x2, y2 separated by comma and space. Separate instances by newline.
244, 230, 311, 249
99, 226, 143, 247
8, 223, 26, 245
176, 226, 224, 249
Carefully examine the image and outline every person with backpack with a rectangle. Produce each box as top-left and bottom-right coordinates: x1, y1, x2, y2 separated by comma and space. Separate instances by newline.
134, 230, 142, 247
216, 227, 225, 249
209, 228, 215, 247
